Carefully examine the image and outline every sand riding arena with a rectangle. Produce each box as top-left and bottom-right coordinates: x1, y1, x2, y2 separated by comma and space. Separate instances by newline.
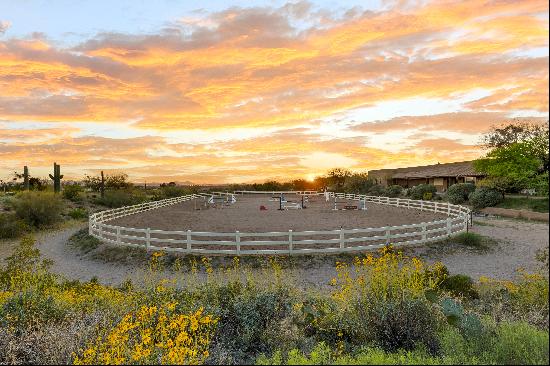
89, 191, 472, 255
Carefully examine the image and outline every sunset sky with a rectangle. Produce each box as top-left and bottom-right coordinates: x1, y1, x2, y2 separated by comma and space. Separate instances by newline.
0, 0, 548, 184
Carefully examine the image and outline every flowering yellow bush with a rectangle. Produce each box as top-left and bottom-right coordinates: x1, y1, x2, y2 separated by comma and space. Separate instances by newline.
73, 303, 218, 365
331, 245, 447, 303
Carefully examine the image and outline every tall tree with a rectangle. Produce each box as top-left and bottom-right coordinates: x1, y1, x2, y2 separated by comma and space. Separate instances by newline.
326, 168, 352, 189
476, 120, 549, 195
482, 120, 549, 172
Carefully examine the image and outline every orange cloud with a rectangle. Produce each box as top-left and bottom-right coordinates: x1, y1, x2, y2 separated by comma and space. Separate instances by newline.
0, 0, 548, 182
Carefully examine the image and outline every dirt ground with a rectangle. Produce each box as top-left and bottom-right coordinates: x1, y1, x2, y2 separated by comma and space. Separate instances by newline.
109, 194, 447, 232
106, 195, 449, 251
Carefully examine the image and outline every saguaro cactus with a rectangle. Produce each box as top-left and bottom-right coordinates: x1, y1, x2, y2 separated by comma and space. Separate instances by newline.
100, 170, 105, 198
49, 162, 63, 193
23, 166, 30, 191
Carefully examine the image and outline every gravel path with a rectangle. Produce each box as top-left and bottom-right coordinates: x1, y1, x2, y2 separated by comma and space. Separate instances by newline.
1, 216, 547, 287
413, 217, 549, 279
32, 223, 149, 284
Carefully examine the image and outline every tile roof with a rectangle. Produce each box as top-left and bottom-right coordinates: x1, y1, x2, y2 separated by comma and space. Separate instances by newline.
371, 161, 485, 179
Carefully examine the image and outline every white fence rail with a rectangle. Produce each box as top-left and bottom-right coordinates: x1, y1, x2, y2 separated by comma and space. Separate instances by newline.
234, 190, 322, 195
89, 192, 471, 256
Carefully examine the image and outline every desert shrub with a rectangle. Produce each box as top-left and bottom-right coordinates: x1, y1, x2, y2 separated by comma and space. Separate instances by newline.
1, 236, 549, 365
440, 275, 478, 299
1, 290, 69, 329
468, 187, 503, 210
205, 285, 294, 364
476, 273, 549, 329
365, 298, 440, 354
367, 184, 385, 196
93, 189, 146, 208
409, 184, 437, 200
0, 213, 28, 239
68, 228, 101, 254
62, 184, 83, 202
68, 208, 88, 220
384, 185, 403, 198
446, 183, 476, 204
311, 248, 447, 353
256, 341, 459, 365
11, 191, 64, 228
493, 321, 549, 365
452, 232, 483, 248
155, 186, 189, 199
73, 304, 217, 365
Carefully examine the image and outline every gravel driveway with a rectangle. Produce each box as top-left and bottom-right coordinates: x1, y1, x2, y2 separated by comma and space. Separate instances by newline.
1, 217, 547, 287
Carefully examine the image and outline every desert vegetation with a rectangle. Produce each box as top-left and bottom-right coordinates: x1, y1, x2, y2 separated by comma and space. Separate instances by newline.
0, 237, 547, 365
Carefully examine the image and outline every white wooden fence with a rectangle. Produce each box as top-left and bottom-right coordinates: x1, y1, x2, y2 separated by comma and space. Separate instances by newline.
89, 192, 471, 256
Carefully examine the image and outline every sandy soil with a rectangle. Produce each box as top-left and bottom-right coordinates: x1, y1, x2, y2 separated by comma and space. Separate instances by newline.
110, 194, 447, 232
106, 195, 449, 250
410, 217, 549, 279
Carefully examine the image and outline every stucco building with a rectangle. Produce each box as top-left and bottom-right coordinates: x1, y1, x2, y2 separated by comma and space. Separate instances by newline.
368, 161, 485, 192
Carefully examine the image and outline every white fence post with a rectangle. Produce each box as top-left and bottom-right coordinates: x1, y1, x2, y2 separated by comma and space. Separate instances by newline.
447, 202, 451, 215
420, 201, 424, 211
385, 229, 391, 245
116, 227, 121, 245
146, 227, 151, 251
421, 223, 427, 242
186, 230, 192, 251
339, 227, 345, 249
289, 229, 293, 255
236, 231, 241, 256
446, 218, 452, 236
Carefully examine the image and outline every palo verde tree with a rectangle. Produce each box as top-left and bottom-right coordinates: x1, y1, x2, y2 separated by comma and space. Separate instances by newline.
475, 120, 549, 195
326, 168, 352, 190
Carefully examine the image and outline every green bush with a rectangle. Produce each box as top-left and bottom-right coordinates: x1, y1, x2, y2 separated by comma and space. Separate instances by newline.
530, 172, 549, 196
155, 186, 189, 199
68, 228, 101, 253
409, 184, 437, 200
384, 185, 403, 198
365, 298, 440, 354
496, 197, 549, 213
67, 208, 88, 220
62, 184, 83, 202
441, 275, 478, 299
256, 342, 457, 365
493, 322, 549, 365
446, 183, 476, 204
452, 232, 483, 248
367, 184, 385, 196
93, 189, 146, 208
12, 192, 64, 228
0, 213, 28, 239
206, 286, 294, 364
468, 187, 503, 210
1, 290, 68, 329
